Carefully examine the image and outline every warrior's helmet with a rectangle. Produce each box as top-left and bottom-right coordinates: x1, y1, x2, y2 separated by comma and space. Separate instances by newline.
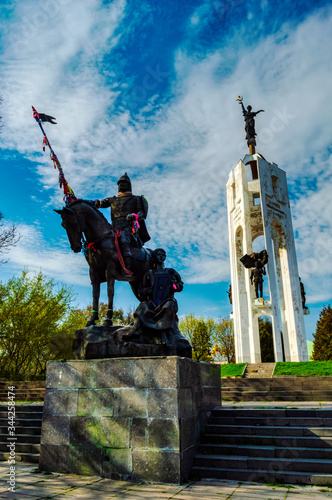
117, 172, 132, 192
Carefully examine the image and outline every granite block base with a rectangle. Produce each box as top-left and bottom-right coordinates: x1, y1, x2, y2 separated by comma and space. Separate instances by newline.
39, 356, 221, 483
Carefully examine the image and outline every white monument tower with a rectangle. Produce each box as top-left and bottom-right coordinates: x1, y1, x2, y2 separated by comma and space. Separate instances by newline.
226, 99, 308, 363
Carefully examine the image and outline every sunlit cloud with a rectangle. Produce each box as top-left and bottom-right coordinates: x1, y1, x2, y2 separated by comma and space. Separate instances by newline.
0, 0, 331, 307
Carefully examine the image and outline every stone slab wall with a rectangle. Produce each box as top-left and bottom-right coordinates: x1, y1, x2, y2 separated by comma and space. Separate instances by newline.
39, 356, 221, 483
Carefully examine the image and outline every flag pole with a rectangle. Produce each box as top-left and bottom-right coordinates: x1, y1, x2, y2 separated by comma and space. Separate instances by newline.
32, 106, 77, 205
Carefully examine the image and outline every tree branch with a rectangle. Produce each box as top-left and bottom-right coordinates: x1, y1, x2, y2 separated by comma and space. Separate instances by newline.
0, 212, 20, 263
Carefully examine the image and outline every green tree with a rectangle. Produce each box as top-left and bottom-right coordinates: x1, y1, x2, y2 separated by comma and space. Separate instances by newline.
179, 314, 215, 361
259, 317, 275, 362
74, 303, 134, 326
0, 270, 80, 380
312, 305, 332, 361
212, 318, 235, 363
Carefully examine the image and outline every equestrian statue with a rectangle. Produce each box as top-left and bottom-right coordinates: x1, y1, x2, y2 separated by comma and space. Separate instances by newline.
54, 176, 191, 358
55, 173, 152, 327
32, 107, 191, 358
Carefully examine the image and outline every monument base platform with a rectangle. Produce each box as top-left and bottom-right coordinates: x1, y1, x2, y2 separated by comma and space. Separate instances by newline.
72, 325, 192, 360
39, 356, 221, 484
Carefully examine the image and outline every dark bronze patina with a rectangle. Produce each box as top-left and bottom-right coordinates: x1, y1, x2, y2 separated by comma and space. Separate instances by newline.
250, 261, 266, 299
55, 200, 151, 327
238, 97, 264, 153
123, 248, 187, 346
227, 284, 232, 305
81, 173, 150, 272
299, 277, 308, 310
240, 250, 268, 299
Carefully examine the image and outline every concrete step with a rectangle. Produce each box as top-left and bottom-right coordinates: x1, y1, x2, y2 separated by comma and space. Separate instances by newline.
198, 443, 332, 459
222, 376, 332, 385
0, 425, 42, 435
0, 389, 45, 393
221, 392, 332, 399
243, 363, 275, 378
0, 388, 45, 392
212, 408, 332, 417
0, 403, 43, 464
5, 433, 41, 444
0, 382, 45, 388
202, 433, 332, 448
0, 411, 43, 419
205, 424, 332, 437
221, 385, 332, 393
0, 418, 42, 428
194, 453, 332, 473
191, 466, 332, 485
194, 406, 332, 484
0, 394, 45, 401
0, 390, 44, 394
222, 382, 332, 389
221, 375, 332, 401
0, 405, 44, 411
0, 442, 40, 454
208, 416, 332, 426
0, 452, 39, 463
222, 392, 332, 402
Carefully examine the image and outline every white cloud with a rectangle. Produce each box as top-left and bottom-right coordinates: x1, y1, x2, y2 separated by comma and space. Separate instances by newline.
292, 154, 332, 302
5, 223, 89, 287
1, 2, 331, 304
1, 0, 126, 157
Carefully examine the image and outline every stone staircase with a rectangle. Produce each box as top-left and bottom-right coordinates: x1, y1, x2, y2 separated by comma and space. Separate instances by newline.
243, 363, 275, 378
0, 381, 45, 402
0, 404, 43, 463
222, 377, 332, 402
192, 407, 332, 484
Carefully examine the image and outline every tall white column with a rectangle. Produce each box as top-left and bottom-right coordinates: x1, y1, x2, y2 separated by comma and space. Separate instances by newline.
226, 153, 308, 362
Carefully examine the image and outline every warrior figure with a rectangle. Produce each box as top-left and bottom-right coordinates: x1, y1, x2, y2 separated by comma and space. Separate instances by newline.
124, 248, 185, 344
83, 173, 150, 272
250, 261, 266, 299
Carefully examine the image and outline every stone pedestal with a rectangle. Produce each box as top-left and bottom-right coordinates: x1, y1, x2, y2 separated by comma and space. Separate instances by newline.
39, 356, 221, 484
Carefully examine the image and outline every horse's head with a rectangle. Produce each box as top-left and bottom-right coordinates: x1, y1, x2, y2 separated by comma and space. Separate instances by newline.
54, 205, 84, 253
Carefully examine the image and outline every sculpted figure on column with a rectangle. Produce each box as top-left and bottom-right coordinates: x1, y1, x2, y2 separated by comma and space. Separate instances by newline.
237, 97, 264, 146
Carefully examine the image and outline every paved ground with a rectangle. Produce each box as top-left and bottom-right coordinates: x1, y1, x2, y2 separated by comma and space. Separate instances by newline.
1, 462, 332, 500
2, 402, 332, 499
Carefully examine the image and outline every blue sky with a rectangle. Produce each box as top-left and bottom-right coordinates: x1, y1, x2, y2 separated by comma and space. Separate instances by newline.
0, 0, 332, 341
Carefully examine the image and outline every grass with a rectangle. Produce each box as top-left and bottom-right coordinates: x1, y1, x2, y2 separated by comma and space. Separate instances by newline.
274, 361, 332, 377
220, 363, 247, 378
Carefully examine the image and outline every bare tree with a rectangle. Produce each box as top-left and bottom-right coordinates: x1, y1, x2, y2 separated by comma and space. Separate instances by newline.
0, 212, 20, 264
0, 94, 3, 133
0, 97, 19, 262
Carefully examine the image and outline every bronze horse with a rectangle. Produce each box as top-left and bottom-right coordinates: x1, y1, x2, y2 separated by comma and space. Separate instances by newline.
55, 201, 151, 326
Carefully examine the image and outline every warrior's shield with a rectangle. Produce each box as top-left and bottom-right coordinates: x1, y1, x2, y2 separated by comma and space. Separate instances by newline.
152, 271, 173, 306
